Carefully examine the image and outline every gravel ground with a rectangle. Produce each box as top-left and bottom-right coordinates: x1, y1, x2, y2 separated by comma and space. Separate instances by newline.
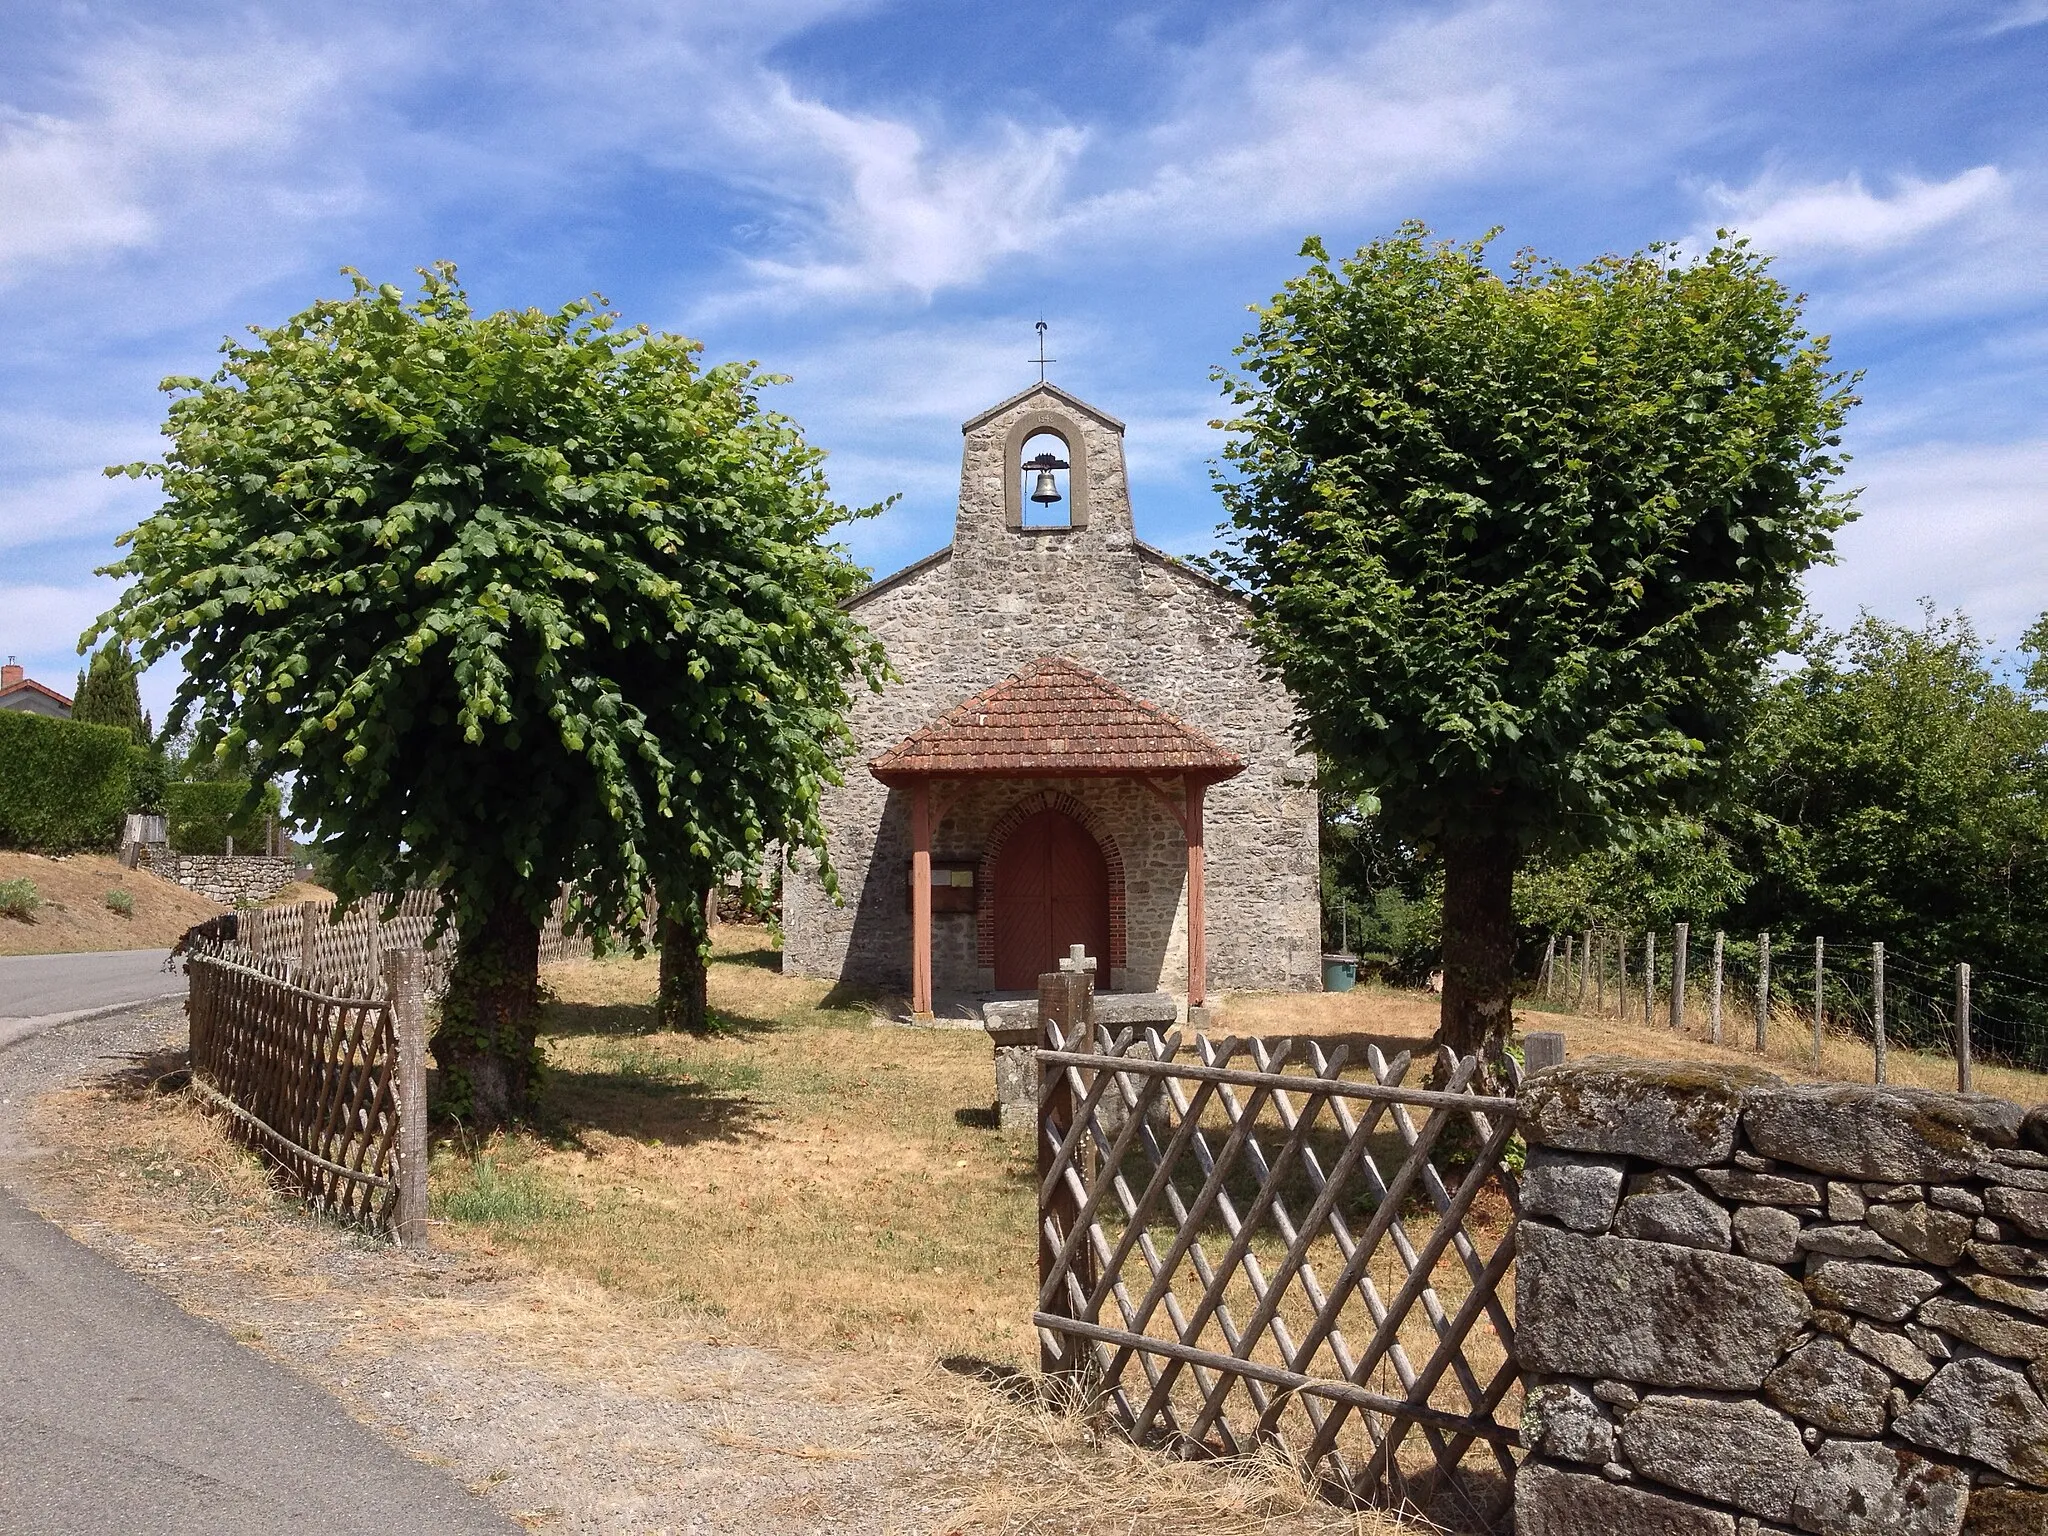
3, 1004, 1376, 1536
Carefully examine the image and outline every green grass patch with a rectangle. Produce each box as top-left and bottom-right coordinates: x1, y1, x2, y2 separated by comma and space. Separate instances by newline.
434, 1153, 579, 1228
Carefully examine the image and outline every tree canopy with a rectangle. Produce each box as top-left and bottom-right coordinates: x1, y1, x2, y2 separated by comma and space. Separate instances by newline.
90, 265, 885, 1123
1728, 607, 2048, 969
1213, 224, 1858, 1063
72, 641, 147, 743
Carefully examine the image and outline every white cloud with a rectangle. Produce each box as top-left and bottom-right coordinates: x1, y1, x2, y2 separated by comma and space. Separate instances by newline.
734, 92, 1086, 303
0, 467, 157, 554
773, 317, 1069, 426
1984, 1, 2048, 35
1700, 166, 2008, 257
0, 582, 120, 667
1806, 438, 2048, 645
1690, 163, 2048, 322
1072, 5, 1532, 243
690, 1, 1557, 308
0, 33, 354, 284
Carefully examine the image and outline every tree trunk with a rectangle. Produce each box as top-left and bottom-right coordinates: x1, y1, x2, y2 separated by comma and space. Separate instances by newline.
435, 895, 543, 1131
656, 889, 710, 1034
1438, 831, 1518, 1079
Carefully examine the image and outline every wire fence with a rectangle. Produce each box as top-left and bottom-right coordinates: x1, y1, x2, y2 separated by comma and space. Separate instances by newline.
1534, 924, 2048, 1089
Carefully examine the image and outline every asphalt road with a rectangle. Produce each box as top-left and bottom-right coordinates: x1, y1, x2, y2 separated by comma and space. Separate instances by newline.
0, 1185, 514, 1536
0, 949, 184, 1021
0, 1001, 514, 1536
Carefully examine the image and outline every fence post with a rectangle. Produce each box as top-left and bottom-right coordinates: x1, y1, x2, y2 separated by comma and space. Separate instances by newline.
1670, 923, 1688, 1033
1524, 1031, 1566, 1072
1540, 934, 1556, 998
297, 899, 320, 982
1710, 930, 1725, 1046
1957, 963, 1973, 1093
1873, 942, 1887, 1086
1037, 946, 1097, 1375
1755, 931, 1771, 1052
1618, 932, 1630, 1019
1575, 933, 1588, 1012
1813, 937, 1826, 1071
1643, 931, 1655, 1029
385, 946, 430, 1249
1594, 929, 1605, 1014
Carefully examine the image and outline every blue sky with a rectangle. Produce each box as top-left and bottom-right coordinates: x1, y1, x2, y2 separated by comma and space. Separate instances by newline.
3, 0, 2045, 719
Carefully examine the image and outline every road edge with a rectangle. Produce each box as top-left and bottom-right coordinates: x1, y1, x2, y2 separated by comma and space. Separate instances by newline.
0, 991, 188, 1055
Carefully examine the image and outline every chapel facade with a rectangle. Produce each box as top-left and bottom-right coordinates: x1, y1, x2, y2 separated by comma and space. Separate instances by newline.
781, 381, 1321, 1012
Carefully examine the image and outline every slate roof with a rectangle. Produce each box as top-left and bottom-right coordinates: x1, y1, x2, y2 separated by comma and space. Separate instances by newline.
871, 656, 1244, 780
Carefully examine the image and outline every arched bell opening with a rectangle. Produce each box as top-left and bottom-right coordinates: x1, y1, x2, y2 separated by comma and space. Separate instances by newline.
1019, 429, 1072, 527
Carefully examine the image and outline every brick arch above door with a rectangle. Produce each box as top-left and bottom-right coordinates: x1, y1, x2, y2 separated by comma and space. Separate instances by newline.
976, 789, 1126, 975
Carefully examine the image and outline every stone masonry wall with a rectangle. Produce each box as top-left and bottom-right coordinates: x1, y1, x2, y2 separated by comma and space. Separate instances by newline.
138, 850, 300, 907
782, 383, 1320, 995
1515, 1058, 2048, 1535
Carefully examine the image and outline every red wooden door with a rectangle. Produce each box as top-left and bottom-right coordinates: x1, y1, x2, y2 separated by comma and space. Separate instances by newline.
992, 810, 1111, 990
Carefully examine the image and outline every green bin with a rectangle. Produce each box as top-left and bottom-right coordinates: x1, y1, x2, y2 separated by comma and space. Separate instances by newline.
1322, 952, 1359, 993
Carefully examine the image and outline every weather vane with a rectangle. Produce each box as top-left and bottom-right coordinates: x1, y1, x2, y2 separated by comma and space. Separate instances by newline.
1032, 319, 1055, 383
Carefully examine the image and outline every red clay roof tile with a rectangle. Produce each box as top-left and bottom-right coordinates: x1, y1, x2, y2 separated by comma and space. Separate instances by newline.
871, 656, 1243, 780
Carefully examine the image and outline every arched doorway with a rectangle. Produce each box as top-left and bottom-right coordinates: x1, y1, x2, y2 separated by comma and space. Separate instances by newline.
991, 809, 1112, 990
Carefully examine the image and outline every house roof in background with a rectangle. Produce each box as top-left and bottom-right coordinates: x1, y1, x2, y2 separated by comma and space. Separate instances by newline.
0, 677, 74, 711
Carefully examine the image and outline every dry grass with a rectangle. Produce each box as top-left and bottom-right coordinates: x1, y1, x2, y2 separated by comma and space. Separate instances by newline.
261, 879, 337, 905
25, 1014, 1416, 1532
1219, 982, 2048, 1106
441, 936, 1044, 1363
429, 939, 1506, 1528
0, 850, 223, 955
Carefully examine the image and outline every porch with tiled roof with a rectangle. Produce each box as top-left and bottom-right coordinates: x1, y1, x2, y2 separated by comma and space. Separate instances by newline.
871, 656, 1244, 1020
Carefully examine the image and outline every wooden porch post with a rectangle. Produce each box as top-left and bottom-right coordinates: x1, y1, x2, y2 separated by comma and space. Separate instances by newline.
910, 777, 933, 1019
1186, 776, 1207, 1009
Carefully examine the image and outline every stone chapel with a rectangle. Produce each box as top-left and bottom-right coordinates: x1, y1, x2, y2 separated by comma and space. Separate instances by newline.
781, 381, 1321, 1014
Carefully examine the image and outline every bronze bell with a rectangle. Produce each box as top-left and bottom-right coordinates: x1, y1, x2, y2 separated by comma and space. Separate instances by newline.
1025, 450, 1068, 505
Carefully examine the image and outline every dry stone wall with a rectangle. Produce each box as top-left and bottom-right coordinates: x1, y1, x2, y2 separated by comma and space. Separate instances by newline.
1515, 1058, 2048, 1535
138, 850, 301, 907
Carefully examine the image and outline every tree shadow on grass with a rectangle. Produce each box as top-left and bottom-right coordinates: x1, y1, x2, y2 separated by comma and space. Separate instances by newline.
97, 1044, 193, 1094
541, 998, 785, 1043
542, 1048, 768, 1150
714, 938, 782, 972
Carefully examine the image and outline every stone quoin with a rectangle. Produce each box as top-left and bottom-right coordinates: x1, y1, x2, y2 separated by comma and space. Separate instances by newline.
779, 380, 1320, 1013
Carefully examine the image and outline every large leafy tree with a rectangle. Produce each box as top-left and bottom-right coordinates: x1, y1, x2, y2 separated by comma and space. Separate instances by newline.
91, 266, 885, 1126
1729, 606, 2048, 968
1213, 225, 1857, 1069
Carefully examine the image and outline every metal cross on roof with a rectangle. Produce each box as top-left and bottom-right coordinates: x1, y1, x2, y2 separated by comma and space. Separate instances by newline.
1032, 319, 1055, 383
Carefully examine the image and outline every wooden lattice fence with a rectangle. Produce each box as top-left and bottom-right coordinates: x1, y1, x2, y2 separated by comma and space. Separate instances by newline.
1034, 969, 1523, 1532
185, 943, 429, 1244
241, 886, 593, 996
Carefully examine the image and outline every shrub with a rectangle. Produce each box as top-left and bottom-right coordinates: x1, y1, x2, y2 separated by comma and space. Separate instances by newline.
0, 712, 134, 851
164, 779, 281, 854
106, 888, 135, 917
0, 878, 40, 922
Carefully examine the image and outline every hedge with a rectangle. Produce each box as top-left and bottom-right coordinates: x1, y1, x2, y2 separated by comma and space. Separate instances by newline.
164, 779, 281, 854
0, 711, 135, 851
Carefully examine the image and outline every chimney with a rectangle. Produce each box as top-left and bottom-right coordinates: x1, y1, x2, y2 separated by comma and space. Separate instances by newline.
1, 657, 21, 690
